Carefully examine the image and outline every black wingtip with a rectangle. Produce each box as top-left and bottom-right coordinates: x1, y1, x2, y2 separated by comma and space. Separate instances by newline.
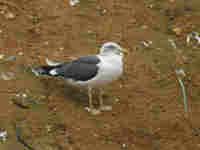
32, 66, 56, 76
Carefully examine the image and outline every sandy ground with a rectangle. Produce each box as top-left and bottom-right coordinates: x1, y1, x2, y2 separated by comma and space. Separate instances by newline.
0, 0, 200, 150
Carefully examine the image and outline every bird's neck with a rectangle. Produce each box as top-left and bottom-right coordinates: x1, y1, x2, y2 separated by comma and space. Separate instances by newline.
99, 53, 123, 66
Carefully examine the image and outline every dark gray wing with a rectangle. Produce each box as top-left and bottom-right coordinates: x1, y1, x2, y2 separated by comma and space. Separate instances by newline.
56, 55, 101, 81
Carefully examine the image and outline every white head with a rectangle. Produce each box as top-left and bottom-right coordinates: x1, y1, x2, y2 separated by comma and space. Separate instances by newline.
99, 42, 125, 56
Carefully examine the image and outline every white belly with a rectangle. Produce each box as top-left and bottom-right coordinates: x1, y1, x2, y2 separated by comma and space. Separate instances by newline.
75, 54, 123, 87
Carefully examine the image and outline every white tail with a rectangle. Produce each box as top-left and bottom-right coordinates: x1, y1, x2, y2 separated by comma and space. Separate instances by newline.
45, 58, 61, 66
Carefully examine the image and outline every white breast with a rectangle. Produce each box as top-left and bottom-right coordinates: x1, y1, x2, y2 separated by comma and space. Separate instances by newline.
84, 54, 123, 87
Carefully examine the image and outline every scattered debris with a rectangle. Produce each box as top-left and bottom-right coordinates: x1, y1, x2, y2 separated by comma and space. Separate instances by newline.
11, 91, 40, 109
0, 130, 8, 142
69, 0, 80, 6
31, 68, 40, 76
141, 40, 152, 48
175, 69, 188, 113
186, 32, 200, 45
168, 39, 177, 49
0, 72, 16, 80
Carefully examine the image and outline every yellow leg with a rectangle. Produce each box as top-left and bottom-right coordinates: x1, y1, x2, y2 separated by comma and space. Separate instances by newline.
88, 87, 93, 110
99, 88, 112, 111
86, 87, 101, 115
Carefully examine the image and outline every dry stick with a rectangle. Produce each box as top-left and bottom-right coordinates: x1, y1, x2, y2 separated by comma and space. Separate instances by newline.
175, 69, 189, 116
177, 78, 188, 113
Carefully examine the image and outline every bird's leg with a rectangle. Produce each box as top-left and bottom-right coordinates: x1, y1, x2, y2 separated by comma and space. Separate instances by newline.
99, 88, 112, 111
88, 87, 93, 110
86, 87, 101, 115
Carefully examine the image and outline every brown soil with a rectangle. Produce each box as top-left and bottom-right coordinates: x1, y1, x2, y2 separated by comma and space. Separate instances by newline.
0, 0, 200, 150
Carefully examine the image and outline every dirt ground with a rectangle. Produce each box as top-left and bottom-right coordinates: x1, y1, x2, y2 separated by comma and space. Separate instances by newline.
0, 0, 200, 149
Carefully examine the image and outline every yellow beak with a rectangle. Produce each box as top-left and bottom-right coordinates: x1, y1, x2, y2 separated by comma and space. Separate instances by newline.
121, 48, 128, 55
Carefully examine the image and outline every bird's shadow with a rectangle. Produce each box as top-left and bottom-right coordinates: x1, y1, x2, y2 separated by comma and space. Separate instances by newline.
40, 78, 101, 107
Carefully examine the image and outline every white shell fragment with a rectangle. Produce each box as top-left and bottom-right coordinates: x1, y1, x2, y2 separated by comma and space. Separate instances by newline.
141, 40, 152, 47
186, 32, 200, 45
0, 72, 15, 80
186, 34, 192, 44
168, 39, 177, 49
194, 33, 200, 44
0, 131, 8, 142
31, 68, 40, 76
69, 0, 80, 6
0, 54, 5, 59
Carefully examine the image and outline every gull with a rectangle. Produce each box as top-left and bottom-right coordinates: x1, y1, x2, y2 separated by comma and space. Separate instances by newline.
33, 42, 127, 115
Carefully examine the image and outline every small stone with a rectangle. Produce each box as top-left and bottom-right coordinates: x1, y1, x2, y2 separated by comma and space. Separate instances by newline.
172, 27, 182, 35
46, 125, 52, 133
169, 0, 175, 3
69, 0, 80, 6
44, 41, 49, 45
0, 131, 8, 142
115, 98, 120, 103
18, 52, 24, 56
22, 93, 27, 98
0, 10, 5, 14
122, 143, 127, 149
59, 47, 64, 51
141, 25, 148, 29
5, 12, 15, 20
0, 54, 5, 59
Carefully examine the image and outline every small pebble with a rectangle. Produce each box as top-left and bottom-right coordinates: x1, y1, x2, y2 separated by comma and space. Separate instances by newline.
0, 10, 5, 14
18, 52, 24, 56
172, 27, 182, 35
22, 93, 27, 98
169, 0, 175, 3
0, 54, 5, 59
59, 47, 64, 51
5, 12, 15, 20
0, 131, 8, 142
69, 0, 80, 6
115, 98, 120, 103
44, 41, 49, 45
122, 143, 127, 149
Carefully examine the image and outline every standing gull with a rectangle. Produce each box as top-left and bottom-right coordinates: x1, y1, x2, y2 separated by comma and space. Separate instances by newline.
33, 42, 127, 115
